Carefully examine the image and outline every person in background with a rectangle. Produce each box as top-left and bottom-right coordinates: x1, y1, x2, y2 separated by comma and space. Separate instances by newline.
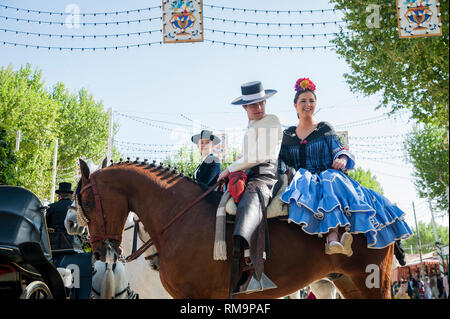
46, 182, 82, 251
191, 130, 222, 189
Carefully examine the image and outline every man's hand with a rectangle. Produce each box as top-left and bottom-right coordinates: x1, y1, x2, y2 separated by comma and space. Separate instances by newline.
332, 155, 348, 171
217, 169, 230, 183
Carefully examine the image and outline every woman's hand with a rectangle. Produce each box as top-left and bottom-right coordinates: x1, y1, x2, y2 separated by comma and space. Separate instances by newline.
332, 155, 348, 171
217, 169, 230, 183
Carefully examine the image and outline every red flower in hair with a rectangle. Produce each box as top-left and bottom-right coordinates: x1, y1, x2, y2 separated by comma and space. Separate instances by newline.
295, 78, 316, 93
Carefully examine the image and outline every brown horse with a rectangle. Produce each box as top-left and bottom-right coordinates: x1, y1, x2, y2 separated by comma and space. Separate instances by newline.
76, 158, 394, 299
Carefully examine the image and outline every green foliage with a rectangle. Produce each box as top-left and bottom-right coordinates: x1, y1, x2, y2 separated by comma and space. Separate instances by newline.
348, 167, 384, 194
403, 220, 449, 254
330, 0, 449, 129
49, 82, 110, 187
0, 64, 59, 198
404, 125, 449, 213
163, 145, 240, 177
0, 125, 17, 184
0, 64, 115, 200
163, 144, 202, 177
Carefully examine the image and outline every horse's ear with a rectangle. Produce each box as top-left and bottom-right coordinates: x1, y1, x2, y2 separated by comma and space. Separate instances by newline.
101, 157, 108, 169
79, 158, 90, 180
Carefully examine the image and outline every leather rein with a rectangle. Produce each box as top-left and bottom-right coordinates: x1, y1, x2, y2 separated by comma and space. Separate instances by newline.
80, 173, 221, 262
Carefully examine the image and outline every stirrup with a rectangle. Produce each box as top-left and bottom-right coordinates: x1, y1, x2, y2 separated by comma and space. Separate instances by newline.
231, 270, 277, 295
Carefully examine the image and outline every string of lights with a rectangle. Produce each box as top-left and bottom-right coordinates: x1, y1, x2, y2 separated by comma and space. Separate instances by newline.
0, 39, 163, 50
205, 39, 335, 50
204, 28, 350, 38
0, 3, 344, 16
116, 112, 191, 127
116, 112, 191, 133
115, 140, 176, 147
0, 27, 163, 39
0, 15, 162, 26
0, 4, 162, 16
204, 4, 339, 14
204, 16, 344, 27
335, 111, 409, 129
349, 134, 408, 140
1, 39, 336, 51
114, 144, 176, 153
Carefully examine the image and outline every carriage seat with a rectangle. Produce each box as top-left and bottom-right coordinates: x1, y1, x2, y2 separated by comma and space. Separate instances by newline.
225, 173, 289, 219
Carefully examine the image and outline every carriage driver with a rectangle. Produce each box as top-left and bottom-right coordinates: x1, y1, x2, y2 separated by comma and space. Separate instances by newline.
217, 81, 283, 295
46, 182, 82, 251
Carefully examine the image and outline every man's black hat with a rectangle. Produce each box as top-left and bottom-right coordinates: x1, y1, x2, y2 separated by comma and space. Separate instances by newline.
191, 130, 221, 145
55, 182, 73, 194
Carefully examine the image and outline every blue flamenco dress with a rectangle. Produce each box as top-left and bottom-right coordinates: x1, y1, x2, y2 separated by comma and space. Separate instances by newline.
278, 122, 412, 249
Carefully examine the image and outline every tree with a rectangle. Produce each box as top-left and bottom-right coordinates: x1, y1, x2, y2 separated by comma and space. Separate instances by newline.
0, 64, 115, 200
348, 167, 384, 194
404, 125, 449, 213
0, 125, 17, 185
403, 220, 449, 255
163, 145, 240, 177
50, 82, 112, 187
0, 64, 60, 198
330, 0, 449, 129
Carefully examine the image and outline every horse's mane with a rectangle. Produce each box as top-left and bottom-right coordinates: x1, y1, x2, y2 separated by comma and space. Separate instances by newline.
76, 158, 221, 206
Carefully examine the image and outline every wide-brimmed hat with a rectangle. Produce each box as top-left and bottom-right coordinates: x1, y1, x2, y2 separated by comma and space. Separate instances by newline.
55, 182, 73, 194
231, 81, 277, 105
191, 130, 221, 145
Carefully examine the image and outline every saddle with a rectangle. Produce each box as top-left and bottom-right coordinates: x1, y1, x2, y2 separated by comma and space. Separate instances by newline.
225, 173, 289, 220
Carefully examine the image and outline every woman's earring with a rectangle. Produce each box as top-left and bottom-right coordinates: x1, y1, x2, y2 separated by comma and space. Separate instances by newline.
297, 113, 299, 119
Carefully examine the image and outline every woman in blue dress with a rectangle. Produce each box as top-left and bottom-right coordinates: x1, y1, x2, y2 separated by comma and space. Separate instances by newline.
278, 77, 413, 256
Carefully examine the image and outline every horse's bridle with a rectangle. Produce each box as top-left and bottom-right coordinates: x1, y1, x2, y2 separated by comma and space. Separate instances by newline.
80, 172, 221, 262
79, 174, 122, 245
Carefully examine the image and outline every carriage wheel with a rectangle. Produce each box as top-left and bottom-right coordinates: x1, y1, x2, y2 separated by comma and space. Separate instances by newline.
19, 281, 54, 299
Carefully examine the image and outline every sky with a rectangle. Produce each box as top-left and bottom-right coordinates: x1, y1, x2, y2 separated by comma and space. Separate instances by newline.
0, 0, 448, 234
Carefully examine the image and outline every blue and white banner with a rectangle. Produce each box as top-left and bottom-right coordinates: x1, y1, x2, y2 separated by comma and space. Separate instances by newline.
163, 0, 204, 43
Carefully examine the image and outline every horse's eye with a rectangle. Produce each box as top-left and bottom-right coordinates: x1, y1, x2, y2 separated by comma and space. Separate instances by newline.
83, 202, 95, 209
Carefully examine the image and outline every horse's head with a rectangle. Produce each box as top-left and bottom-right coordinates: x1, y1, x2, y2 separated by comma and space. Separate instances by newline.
64, 200, 86, 235
76, 158, 128, 262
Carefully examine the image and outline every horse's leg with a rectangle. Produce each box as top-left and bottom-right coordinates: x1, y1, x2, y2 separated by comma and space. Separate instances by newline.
331, 274, 362, 299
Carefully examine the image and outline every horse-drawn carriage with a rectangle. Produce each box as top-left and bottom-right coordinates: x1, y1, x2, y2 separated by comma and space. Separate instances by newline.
0, 185, 92, 299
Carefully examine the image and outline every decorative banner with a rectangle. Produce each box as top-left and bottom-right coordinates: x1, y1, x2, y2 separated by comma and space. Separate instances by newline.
396, 0, 442, 38
336, 131, 349, 149
163, 0, 204, 43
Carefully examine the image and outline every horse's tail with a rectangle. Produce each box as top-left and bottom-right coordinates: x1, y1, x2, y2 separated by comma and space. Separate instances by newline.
394, 239, 406, 266
101, 263, 116, 299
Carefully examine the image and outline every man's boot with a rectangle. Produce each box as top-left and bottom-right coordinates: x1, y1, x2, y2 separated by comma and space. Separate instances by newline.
231, 251, 277, 295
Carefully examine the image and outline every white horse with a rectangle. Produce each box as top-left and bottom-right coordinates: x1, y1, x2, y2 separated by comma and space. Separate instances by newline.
65, 202, 172, 298
287, 278, 341, 299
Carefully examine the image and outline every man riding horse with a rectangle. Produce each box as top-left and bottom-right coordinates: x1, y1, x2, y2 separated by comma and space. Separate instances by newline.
217, 81, 283, 295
